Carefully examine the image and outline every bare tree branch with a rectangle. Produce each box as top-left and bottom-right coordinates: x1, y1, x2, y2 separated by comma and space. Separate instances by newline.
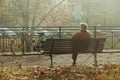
36, 0, 66, 27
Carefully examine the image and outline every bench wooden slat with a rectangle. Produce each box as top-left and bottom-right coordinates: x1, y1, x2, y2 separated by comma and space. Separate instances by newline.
44, 38, 106, 53
96, 38, 106, 52
52, 39, 72, 53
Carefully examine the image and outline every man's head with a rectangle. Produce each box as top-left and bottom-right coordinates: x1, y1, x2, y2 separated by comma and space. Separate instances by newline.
79, 22, 88, 32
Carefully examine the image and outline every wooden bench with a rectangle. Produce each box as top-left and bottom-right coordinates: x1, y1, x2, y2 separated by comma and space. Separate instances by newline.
43, 38, 106, 67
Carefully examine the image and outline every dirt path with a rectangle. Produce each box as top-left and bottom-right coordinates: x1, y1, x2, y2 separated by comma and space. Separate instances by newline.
0, 52, 120, 67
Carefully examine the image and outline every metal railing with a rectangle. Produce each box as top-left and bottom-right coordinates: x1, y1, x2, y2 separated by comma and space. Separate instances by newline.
1, 26, 120, 53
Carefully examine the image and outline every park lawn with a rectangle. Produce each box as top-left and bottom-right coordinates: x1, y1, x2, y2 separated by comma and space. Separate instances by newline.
0, 64, 120, 80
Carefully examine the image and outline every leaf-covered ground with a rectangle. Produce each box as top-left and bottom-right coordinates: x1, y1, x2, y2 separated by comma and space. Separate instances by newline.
0, 52, 120, 79
0, 64, 120, 80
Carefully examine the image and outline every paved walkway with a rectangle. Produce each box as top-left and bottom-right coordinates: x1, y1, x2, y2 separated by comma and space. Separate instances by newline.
0, 51, 120, 67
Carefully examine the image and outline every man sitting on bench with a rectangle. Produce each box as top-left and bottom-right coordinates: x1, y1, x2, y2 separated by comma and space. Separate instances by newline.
72, 22, 91, 66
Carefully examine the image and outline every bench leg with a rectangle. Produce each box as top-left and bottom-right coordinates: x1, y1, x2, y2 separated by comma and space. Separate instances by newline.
72, 53, 78, 65
93, 52, 98, 67
49, 53, 53, 68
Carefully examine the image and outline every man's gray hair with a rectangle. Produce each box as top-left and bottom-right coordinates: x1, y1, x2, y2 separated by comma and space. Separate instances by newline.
79, 22, 88, 31
79, 22, 88, 27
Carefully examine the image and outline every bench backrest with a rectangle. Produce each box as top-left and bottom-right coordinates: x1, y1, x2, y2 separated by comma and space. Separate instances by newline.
86, 38, 106, 53
43, 38, 106, 54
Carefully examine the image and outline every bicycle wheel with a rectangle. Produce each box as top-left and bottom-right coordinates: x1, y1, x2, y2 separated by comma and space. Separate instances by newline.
11, 37, 27, 55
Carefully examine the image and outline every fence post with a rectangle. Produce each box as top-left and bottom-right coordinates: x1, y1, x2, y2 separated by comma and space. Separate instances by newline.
94, 26, 96, 38
2, 32, 5, 51
59, 27, 61, 39
111, 32, 114, 49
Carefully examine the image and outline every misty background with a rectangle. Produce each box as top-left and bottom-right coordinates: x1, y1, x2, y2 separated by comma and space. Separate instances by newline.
0, 0, 120, 27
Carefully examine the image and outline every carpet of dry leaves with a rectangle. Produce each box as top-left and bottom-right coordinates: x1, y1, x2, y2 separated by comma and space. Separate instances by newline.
0, 52, 120, 79
0, 64, 120, 80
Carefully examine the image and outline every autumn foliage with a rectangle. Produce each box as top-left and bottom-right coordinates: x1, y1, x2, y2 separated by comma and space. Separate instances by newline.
0, 64, 120, 80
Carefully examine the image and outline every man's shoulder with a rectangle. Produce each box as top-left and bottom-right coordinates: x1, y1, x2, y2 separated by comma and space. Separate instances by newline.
86, 32, 91, 34
76, 32, 90, 34
73, 32, 81, 36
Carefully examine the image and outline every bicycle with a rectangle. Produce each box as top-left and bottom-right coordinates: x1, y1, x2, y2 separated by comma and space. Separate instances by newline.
11, 31, 52, 55
33, 32, 51, 53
